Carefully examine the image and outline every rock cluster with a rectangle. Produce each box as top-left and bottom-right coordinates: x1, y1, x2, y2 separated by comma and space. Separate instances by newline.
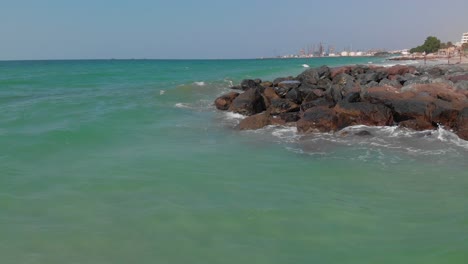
214, 64, 468, 140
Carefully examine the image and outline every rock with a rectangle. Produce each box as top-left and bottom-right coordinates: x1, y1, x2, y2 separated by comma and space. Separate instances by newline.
273, 77, 295, 86
431, 99, 460, 129
354, 130, 372, 137
301, 98, 336, 112
398, 119, 435, 130
456, 108, 468, 140
386, 65, 416, 76
391, 99, 433, 123
269, 98, 300, 115
239, 111, 270, 130
230, 85, 242, 90
270, 112, 300, 126
379, 78, 402, 88
330, 66, 352, 79
214, 92, 240, 110
297, 68, 320, 86
316, 65, 331, 79
303, 88, 326, 102
228, 88, 266, 116
275, 80, 301, 97
278, 80, 301, 89
335, 101, 393, 129
240, 79, 258, 90
297, 106, 338, 133
455, 80, 468, 91
260, 81, 273, 88
449, 74, 468, 83
316, 78, 332, 90
285, 88, 302, 104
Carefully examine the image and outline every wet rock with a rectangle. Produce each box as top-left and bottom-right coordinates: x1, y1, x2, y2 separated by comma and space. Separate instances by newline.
456, 108, 468, 140
240, 79, 258, 90
285, 88, 302, 104
301, 98, 336, 112
275, 80, 301, 97
354, 130, 372, 137
398, 119, 435, 130
335, 101, 393, 129
214, 92, 240, 110
228, 88, 266, 116
239, 111, 270, 130
297, 106, 338, 133
269, 98, 300, 115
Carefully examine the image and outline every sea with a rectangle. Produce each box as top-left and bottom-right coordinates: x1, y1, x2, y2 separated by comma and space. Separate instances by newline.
1, 57, 467, 264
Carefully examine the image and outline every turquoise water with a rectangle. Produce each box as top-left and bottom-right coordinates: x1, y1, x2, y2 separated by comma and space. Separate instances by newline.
1, 58, 468, 264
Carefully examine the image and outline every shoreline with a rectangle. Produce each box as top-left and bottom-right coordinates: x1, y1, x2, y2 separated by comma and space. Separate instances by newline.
214, 63, 468, 141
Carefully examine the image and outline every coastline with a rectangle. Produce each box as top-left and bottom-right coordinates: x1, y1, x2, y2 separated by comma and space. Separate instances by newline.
215, 63, 468, 141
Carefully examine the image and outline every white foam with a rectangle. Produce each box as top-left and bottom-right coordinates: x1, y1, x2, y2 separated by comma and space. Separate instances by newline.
302, 64, 310, 68
224, 112, 246, 120
159, 90, 165, 95
174, 103, 191, 109
193, 81, 206, 86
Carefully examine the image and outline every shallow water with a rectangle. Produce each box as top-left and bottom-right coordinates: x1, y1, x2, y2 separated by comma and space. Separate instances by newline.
1, 58, 467, 264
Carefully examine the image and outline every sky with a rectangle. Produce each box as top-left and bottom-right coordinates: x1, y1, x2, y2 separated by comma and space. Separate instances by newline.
1, 0, 467, 60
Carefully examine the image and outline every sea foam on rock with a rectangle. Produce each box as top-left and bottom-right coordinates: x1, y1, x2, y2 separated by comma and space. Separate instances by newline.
214, 64, 468, 140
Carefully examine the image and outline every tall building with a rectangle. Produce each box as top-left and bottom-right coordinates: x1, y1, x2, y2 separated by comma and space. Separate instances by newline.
462, 32, 468, 44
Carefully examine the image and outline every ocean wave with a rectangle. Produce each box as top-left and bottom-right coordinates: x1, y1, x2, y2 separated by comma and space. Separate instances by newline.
174, 103, 192, 109
302, 64, 310, 68
193, 81, 206, 86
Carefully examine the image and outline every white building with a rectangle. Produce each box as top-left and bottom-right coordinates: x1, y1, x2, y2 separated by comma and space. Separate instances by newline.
462, 32, 468, 44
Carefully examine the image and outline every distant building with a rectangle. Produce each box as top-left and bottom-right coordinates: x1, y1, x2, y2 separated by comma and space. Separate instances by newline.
462, 32, 468, 44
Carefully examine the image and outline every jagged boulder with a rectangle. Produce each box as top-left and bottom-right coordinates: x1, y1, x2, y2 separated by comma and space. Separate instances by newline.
269, 98, 300, 115
297, 106, 338, 133
457, 108, 468, 140
335, 101, 394, 129
214, 92, 239, 110
239, 111, 270, 130
228, 88, 266, 116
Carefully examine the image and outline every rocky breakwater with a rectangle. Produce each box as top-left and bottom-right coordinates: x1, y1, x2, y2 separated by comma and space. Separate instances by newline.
214, 64, 468, 140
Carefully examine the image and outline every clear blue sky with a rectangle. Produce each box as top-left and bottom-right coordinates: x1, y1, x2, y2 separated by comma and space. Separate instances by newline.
1, 0, 467, 60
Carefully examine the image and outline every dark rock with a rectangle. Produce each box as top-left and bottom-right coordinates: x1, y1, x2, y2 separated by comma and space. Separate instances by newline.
254, 79, 262, 85
449, 74, 468, 83
330, 66, 352, 79
240, 79, 258, 90
365, 81, 380, 88
379, 78, 402, 88
275, 80, 301, 97
214, 92, 239, 110
260, 81, 273, 88
386, 65, 416, 76
343, 92, 361, 103
239, 111, 270, 130
269, 98, 300, 115
285, 88, 302, 104
455, 80, 468, 91
398, 119, 435, 130
297, 107, 338, 133
431, 99, 460, 129
228, 88, 266, 116
316, 78, 332, 90
230, 85, 242, 90
303, 89, 325, 102
261, 87, 279, 109
354, 130, 372, 137
297, 68, 320, 86
316, 65, 331, 79
335, 101, 394, 129
278, 80, 301, 89
301, 98, 336, 112
456, 108, 468, 140
273, 77, 295, 86
279, 112, 300, 122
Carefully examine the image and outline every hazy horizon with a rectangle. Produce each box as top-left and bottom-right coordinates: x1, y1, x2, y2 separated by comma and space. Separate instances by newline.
1, 0, 467, 60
